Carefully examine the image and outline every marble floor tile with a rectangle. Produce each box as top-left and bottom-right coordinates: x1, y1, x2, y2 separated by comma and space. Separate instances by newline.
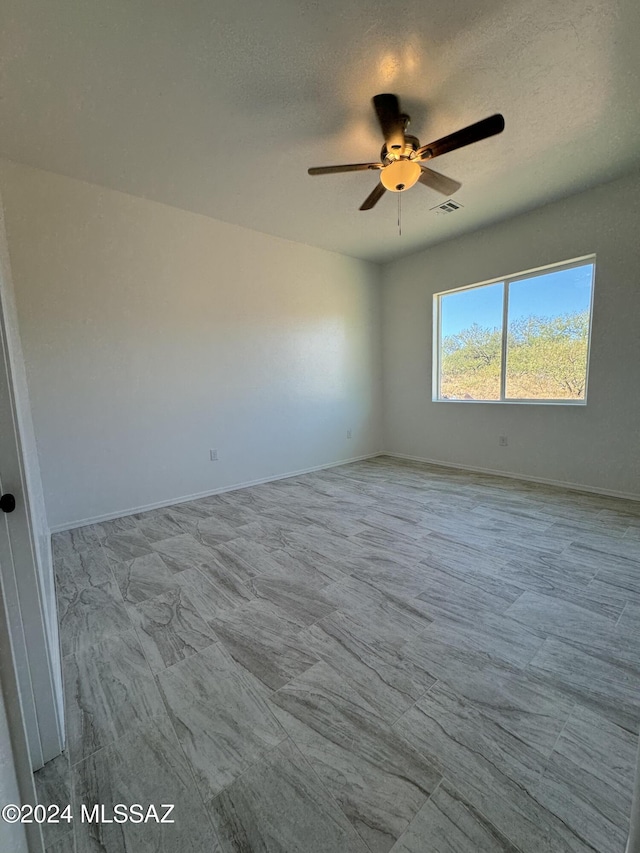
587, 576, 640, 609
338, 591, 432, 650
52, 527, 103, 565
157, 643, 286, 800
342, 543, 423, 572
589, 558, 640, 602
422, 560, 525, 603
419, 531, 509, 575
47, 458, 640, 853
131, 506, 186, 541
419, 508, 533, 544
54, 540, 115, 593
110, 551, 178, 604
469, 502, 555, 533
230, 518, 314, 552
427, 523, 568, 559
246, 493, 296, 516
279, 541, 353, 582
209, 738, 369, 853
304, 609, 436, 724
353, 524, 428, 563
553, 525, 640, 557
217, 487, 271, 514
173, 564, 255, 621
479, 555, 627, 621
394, 692, 595, 853
210, 539, 274, 584
194, 513, 247, 547
527, 636, 640, 733
404, 643, 573, 759
195, 498, 259, 527
416, 610, 545, 672
219, 534, 307, 573
213, 599, 319, 690
64, 628, 165, 764
398, 680, 550, 791
504, 590, 619, 644
354, 509, 426, 542
46, 836, 76, 853
413, 564, 523, 623
248, 575, 336, 627
562, 628, 640, 673
73, 714, 221, 853
296, 509, 368, 539
372, 501, 439, 526
34, 751, 73, 848
283, 524, 370, 565
92, 515, 138, 540
349, 561, 434, 599
44, 832, 76, 853
271, 661, 442, 853
168, 498, 216, 524
150, 532, 225, 574
598, 506, 640, 529
391, 779, 521, 853
101, 527, 153, 563
58, 583, 132, 657
127, 586, 217, 672
473, 543, 596, 586
252, 545, 343, 588
323, 575, 435, 641
564, 540, 640, 577
616, 602, 640, 637
531, 705, 635, 853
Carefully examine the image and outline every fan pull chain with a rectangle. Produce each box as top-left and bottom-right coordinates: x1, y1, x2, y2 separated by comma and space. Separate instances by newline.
397, 193, 402, 236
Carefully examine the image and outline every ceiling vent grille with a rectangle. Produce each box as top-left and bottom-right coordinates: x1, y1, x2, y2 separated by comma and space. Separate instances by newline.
431, 199, 463, 215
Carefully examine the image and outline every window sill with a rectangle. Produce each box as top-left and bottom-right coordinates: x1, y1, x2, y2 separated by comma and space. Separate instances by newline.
432, 398, 587, 406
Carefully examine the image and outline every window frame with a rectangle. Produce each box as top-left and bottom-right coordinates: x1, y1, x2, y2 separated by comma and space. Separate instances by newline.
432, 255, 596, 405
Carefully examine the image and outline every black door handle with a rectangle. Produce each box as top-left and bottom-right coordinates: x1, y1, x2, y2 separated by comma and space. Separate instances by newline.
0, 494, 16, 513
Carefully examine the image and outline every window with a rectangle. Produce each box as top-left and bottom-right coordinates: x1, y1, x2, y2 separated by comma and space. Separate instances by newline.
433, 257, 595, 403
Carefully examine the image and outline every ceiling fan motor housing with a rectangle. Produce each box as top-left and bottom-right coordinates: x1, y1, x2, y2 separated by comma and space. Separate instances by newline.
379, 132, 422, 192
380, 158, 422, 192
381, 133, 419, 163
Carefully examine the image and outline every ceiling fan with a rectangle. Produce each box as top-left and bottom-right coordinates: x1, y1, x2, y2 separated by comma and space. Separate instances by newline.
308, 94, 505, 211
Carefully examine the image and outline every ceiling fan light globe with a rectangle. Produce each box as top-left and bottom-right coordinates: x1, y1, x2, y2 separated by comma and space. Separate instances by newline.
380, 159, 421, 192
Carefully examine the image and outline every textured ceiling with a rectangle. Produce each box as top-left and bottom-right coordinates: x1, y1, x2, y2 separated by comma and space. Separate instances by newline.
1, 0, 639, 262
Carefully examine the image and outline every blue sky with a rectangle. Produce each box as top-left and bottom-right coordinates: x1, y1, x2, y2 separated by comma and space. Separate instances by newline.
440, 264, 594, 338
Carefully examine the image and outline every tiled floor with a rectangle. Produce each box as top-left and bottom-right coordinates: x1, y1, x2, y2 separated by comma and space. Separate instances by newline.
36, 457, 640, 852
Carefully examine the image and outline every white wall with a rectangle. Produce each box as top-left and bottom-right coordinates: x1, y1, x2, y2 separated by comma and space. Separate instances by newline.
382, 170, 640, 498
0, 161, 382, 530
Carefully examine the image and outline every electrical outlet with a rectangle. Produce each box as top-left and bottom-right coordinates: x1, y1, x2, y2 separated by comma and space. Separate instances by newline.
498, 435, 508, 447
209, 449, 219, 461
346, 429, 352, 439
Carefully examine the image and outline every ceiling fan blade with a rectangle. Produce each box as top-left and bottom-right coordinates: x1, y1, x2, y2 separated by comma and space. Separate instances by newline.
415, 114, 505, 161
418, 167, 462, 196
308, 163, 383, 175
359, 182, 386, 211
373, 94, 405, 154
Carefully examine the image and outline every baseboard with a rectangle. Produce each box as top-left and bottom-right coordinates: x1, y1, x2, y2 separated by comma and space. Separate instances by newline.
382, 451, 640, 502
51, 448, 637, 533
49, 451, 386, 533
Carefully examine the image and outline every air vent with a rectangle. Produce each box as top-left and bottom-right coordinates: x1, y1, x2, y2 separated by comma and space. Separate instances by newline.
431, 199, 464, 215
